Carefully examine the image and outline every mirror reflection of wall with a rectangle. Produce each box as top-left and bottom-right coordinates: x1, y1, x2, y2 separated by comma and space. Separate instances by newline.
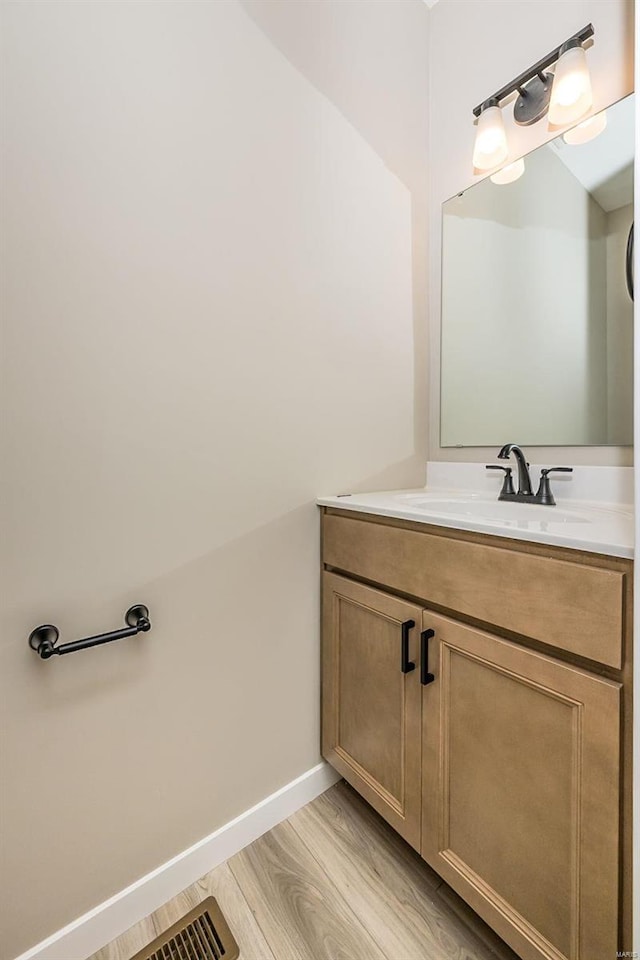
440, 93, 634, 448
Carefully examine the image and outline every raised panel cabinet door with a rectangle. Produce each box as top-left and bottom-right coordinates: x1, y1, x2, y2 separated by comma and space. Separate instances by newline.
322, 572, 423, 850
421, 612, 621, 960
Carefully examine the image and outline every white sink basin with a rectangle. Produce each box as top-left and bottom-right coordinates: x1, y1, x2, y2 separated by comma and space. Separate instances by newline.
400, 496, 592, 526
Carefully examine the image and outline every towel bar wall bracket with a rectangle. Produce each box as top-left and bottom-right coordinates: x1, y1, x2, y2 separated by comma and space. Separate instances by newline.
28, 605, 151, 659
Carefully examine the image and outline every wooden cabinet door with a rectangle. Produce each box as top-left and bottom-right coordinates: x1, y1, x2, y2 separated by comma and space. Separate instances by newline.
322, 572, 423, 850
421, 612, 621, 960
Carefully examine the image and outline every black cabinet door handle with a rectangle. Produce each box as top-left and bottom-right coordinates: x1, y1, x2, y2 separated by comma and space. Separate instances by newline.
626, 221, 634, 301
421, 629, 435, 685
401, 619, 416, 673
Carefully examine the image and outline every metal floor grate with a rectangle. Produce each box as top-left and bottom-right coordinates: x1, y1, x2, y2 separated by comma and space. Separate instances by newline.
130, 897, 240, 960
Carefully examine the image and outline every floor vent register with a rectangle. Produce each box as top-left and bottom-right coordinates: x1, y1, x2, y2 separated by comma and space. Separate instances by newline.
131, 897, 240, 960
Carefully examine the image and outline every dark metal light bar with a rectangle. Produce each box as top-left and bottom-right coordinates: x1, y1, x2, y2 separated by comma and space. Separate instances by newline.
472, 23, 594, 117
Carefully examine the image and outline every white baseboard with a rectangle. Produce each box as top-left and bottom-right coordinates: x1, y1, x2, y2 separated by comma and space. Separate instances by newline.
14, 761, 340, 960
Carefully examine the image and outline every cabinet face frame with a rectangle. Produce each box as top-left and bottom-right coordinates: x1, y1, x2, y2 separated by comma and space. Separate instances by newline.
420, 611, 621, 960
321, 572, 423, 850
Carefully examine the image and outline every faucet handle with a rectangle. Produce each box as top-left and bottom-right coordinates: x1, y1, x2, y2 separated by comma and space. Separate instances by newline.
536, 467, 573, 506
486, 465, 515, 497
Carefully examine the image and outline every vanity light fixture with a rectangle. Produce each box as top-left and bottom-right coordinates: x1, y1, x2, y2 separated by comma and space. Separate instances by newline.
473, 99, 509, 171
548, 40, 593, 126
563, 108, 607, 145
472, 24, 595, 174
490, 158, 525, 185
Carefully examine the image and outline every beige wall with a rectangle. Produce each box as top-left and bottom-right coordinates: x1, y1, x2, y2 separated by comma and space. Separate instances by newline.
0, 2, 424, 957
239, 0, 431, 464
429, 0, 635, 464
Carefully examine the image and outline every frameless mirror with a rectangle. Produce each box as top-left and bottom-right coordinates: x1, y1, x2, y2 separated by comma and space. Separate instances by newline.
441, 93, 634, 447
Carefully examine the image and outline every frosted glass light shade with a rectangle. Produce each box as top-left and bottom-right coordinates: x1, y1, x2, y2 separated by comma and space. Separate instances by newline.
473, 105, 508, 171
490, 158, 525, 185
563, 109, 607, 145
548, 44, 592, 126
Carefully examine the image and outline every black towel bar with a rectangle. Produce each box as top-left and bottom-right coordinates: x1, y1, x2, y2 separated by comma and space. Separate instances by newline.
28, 605, 151, 659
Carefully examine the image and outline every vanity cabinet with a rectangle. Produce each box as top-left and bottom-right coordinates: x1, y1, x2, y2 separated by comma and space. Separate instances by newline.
321, 508, 632, 960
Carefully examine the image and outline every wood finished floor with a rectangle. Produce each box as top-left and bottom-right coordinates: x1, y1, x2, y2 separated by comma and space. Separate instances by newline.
89, 781, 519, 960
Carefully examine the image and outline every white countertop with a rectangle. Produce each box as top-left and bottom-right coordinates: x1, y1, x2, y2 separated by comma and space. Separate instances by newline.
317, 488, 634, 559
